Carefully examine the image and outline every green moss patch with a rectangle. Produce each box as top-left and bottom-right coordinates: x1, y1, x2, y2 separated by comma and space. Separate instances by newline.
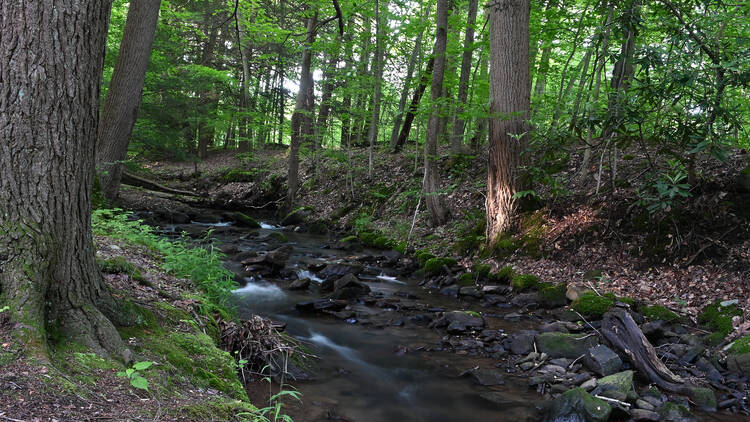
489, 266, 515, 283
179, 399, 258, 421
511, 274, 539, 291
539, 283, 568, 308
729, 336, 750, 354
458, 273, 476, 286
415, 250, 436, 266
97, 256, 146, 283
572, 292, 614, 319
641, 305, 679, 322
223, 169, 257, 182
423, 257, 458, 275
698, 301, 743, 345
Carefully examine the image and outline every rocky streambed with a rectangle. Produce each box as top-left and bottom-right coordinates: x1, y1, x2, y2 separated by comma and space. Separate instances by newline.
134, 205, 750, 422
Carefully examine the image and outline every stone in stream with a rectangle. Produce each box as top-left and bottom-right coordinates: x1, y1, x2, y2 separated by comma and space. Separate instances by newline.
295, 299, 348, 313
317, 263, 364, 280
439, 285, 459, 297
630, 409, 660, 421
683, 386, 717, 412
592, 370, 635, 401
540, 321, 583, 333
656, 402, 697, 422
432, 310, 486, 333
536, 332, 598, 359
583, 345, 622, 376
460, 368, 506, 386
288, 278, 310, 290
543, 388, 611, 422
241, 245, 292, 269
509, 330, 538, 355
327, 273, 371, 300
726, 352, 750, 376
458, 286, 484, 298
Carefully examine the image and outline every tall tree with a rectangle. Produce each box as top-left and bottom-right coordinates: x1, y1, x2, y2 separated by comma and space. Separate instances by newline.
367, 0, 387, 176
97, 0, 163, 203
450, 0, 479, 155
424, 0, 450, 226
0, 0, 130, 360
486, 0, 531, 243
393, 57, 434, 153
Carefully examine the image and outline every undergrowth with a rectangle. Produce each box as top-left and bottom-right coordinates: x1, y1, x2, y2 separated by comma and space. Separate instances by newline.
92, 208, 237, 311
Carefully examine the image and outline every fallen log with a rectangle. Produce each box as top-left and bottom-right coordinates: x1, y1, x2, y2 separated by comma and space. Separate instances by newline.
121, 170, 200, 198
601, 307, 685, 392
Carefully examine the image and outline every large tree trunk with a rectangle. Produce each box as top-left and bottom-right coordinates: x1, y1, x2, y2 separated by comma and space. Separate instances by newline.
0, 0, 130, 361
97, 0, 162, 203
287, 15, 317, 211
424, 0, 450, 226
197, 26, 219, 159
450, 0, 479, 155
486, 0, 531, 244
393, 57, 434, 153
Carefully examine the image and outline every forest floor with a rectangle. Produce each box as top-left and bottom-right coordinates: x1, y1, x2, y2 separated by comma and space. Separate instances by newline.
0, 230, 259, 421
140, 145, 750, 319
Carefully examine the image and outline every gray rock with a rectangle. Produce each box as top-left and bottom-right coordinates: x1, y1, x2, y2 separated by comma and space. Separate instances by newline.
726, 352, 750, 376
584, 345, 622, 376
511, 292, 539, 307
510, 330, 538, 355
636, 399, 656, 411
462, 368, 505, 386
439, 285, 459, 297
592, 370, 635, 401
696, 358, 723, 383
683, 386, 716, 412
641, 320, 665, 341
580, 378, 597, 391
288, 278, 310, 290
333, 273, 371, 294
541, 321, 583, 333
543, 388, 611, 422
482, 285, 510, 295
536, 332, 598, 359
459, 286, 484, 298
318, 263, 364, 280
631, 409, 660, 421
657, 402, 697, 422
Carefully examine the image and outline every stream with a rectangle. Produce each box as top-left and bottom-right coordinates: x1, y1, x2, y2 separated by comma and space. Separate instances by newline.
151, 216, 542, 421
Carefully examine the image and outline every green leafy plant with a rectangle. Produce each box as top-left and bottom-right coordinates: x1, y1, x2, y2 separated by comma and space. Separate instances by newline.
0, 305, 9, 313
117, 361, 153, 390
637, 160, 692, 214
237, 366, 301, 422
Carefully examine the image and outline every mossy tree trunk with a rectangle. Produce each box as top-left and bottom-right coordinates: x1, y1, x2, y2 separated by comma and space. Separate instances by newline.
0, 0, 129, 361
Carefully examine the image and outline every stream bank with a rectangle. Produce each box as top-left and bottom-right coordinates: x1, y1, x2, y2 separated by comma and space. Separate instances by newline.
124, 189, 749, 422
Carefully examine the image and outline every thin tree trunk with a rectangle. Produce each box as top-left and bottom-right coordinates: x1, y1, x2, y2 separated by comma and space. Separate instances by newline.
0, 0, 130, 360
287, 15, 317, 211
339, 23, 355, 148
236, 5, 253, 152
197, 26, 219, 159
424, 0, 450, 226
450, 0, 479, 155
471, 49, 490, 152
486, 0, 531, 244
389, 7, 428, 151
97, 0, 162, 203
368, 0, 386, 177
393, 57, 434, 152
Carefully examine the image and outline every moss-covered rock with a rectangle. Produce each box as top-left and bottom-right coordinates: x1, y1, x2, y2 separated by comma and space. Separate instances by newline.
657, 402, 696, 422
518, 211, 548, 258
232, 212, 261, 228
511, 274, 539, 291
572, 292, 614, 319
684, 386, 717, 412
457, 273, 476, 287
698, 300, 743, 345
641, 304, 679, 322
544, 388, 611, 422
98, 256, 137, 274
472, 263, 492, 279
489, 266, 515, 284
595, 370, 635, 399
539, 283, 568, 308
423, 257, 457, 275
536, 332, 598, 359
415, 250, 436, 266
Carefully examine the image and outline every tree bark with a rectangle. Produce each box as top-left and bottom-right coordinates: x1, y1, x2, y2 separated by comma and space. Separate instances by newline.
287, 15, 317, 211
197, 25, 219, 159
486, 0, 531, 244
97, 0, 162, 203
450, 0, 479, 155
0, 0, 130, 361
393, 57, 434, 153
367, 0, 387, 177
424, 0, 450, 226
